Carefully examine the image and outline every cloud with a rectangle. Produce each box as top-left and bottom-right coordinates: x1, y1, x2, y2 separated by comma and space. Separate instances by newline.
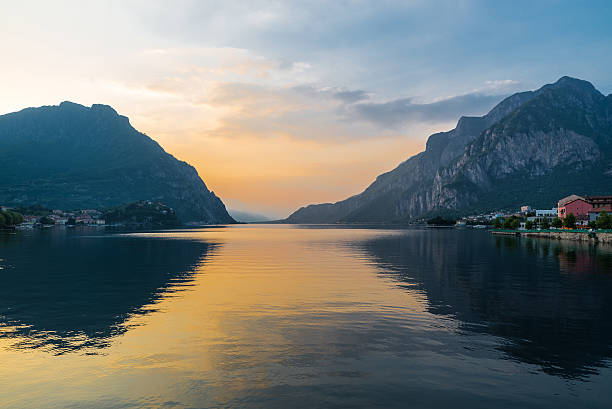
346, 92, 506, 128
483, 79, 520, 90
192, 80, 511, 144
205, 82, 371, 140
332, 89, 370, 103
83, 40, 517, 144
135, 69, 509, 143
290, 85, 369, 102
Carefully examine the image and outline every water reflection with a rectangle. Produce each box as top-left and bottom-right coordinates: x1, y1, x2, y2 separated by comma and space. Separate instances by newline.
2, 226, 612, 408
358, 229, 612, 379
0, 229, 214, 354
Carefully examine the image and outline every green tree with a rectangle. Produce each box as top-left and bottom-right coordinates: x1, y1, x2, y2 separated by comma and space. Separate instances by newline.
525, 220, 534, 230
493, 217, 503, 228
563, 213, 576, 229
66, 217, 76, 226
10, 211, 23, 225
540, 218, 550, 229
551, 218, 563, 228
503, 216, 520, 230
596, 210, 612, 229
39, 216, 55, 225
0, 210, 23, 227
588, 220, 597, 229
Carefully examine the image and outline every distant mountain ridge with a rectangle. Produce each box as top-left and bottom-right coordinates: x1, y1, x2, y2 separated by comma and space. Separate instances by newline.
228, 209, 272, 223
287, 77, 612, 223
0, 101, 235, 224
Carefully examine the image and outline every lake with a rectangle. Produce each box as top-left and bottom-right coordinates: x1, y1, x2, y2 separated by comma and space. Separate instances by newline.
1, 225, 612, 408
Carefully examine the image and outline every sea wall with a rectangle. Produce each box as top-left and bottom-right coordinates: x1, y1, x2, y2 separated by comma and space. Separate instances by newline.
598, 232, 612, 244
490, 230, 519, 236
522, 231, 595, 242
495, 229, 612, 244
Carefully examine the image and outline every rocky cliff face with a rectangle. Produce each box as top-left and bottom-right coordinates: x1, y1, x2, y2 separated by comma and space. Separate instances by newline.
287, 77, 612, 223
0, 102, 235, 224
432, 77, 611, 213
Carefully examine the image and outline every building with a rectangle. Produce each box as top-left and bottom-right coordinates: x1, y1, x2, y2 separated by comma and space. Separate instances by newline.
536, 208, 557, 217
589, 211, 602, 222
20, 215, 38, 227
77, 216, 94, 225
520, 205, 532, 214
49, 214, 68, 225
528, 209, 558, 225
581, 196, 612, 223
585, 196, 612, 212
557, 195, 592, 222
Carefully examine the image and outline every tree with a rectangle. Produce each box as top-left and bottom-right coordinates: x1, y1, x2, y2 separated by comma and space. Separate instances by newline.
14, 204, 50, 216
39, 216, 55, 225
588, 220, 597, 230
427, 216, 456, 226
563, 213, 576, 229
596, 210, 612, 230
66, 217, 76, 226
525, 220, 534, 230
551, 218, 563, 228
3, 211, 13, 225
541, 218, 550, 229
11, 211, 23, 225
503, 216, 520, 230
0, 210, 23, 227
493, 217, 503, 228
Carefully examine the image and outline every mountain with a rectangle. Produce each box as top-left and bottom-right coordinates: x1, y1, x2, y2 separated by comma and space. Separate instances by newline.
287, 77, 612, 223
228, 209, 272, 223
0, 101, 235, 224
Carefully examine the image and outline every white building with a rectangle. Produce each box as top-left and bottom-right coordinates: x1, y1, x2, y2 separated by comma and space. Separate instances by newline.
536, 208, 557, 217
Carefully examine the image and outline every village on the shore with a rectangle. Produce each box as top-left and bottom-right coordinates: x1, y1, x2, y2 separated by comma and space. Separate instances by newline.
0, 201, 179, 230
437, 194, 612, 231
3, 194, 612, 232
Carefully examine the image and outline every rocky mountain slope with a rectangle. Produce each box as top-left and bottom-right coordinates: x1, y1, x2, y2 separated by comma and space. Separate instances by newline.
0, 102, 235, 224
287, 77, 612, 223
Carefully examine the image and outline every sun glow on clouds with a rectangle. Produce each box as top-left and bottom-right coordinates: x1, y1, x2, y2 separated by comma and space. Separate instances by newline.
67, 45, 439, 218
0, 38, 487, 218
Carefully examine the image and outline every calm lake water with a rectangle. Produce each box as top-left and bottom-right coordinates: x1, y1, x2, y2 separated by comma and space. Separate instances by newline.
1, 225, 612, 408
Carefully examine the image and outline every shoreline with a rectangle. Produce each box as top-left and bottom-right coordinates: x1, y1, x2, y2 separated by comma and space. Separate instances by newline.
492, 229, 612, 244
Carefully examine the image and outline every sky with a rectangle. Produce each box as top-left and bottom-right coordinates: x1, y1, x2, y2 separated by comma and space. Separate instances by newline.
1, 1, 611, 218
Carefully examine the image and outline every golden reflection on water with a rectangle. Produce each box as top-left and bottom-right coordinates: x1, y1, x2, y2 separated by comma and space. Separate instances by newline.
0, 226, 433, 407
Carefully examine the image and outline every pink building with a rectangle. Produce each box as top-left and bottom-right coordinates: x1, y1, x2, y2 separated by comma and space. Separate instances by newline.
557, 195, 593, 221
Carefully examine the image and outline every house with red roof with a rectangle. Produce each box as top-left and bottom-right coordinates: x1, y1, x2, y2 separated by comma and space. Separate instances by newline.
557, 195, 592, 225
